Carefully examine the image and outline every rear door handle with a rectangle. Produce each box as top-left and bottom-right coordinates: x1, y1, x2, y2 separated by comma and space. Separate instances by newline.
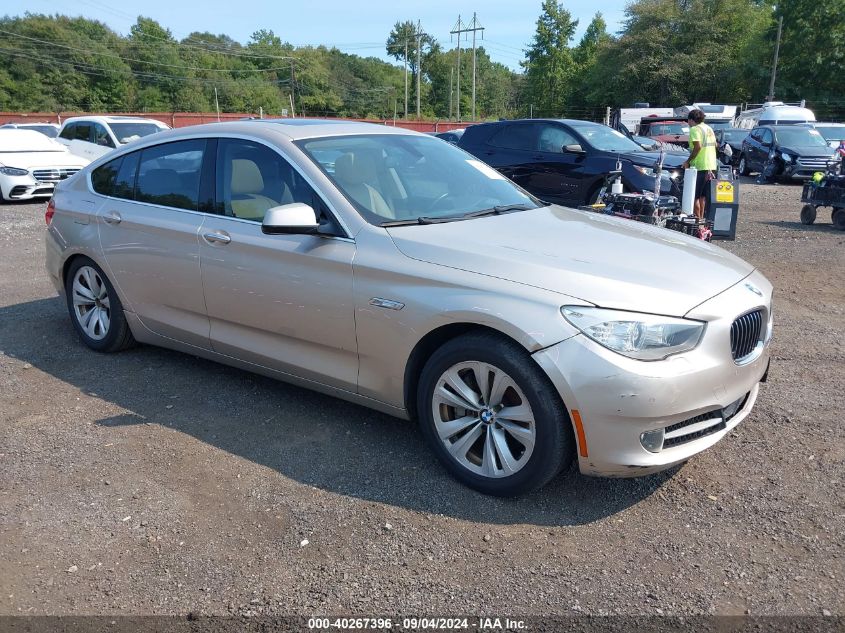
203, 231, 231, 245
103, 211, 121, 224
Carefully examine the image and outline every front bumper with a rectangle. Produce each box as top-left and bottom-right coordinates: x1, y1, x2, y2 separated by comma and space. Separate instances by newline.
533, 271, 773, 477
1, 174, 55, 200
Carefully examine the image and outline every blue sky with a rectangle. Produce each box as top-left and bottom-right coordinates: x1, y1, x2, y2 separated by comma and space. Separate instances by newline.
6, 0, 628, 70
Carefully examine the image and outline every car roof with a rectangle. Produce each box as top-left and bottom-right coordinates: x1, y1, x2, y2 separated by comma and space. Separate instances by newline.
61, 115, 167, 125
186, 119, 423, 141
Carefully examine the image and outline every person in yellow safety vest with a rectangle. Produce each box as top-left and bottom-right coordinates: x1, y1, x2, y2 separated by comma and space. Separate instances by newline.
681, 109, 717, 220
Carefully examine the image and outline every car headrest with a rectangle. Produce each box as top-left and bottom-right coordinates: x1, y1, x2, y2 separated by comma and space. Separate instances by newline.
334, 151, 381, 186
231, 159, 264, 195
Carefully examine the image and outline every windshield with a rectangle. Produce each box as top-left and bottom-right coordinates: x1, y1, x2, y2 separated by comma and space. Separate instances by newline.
569, 122, 643, 152
707, 120, 732, 131
815, 126, 845, 142
650, 123, 689, 135
297, 134, 541, 226
774, 127, 829, 148
109, 122, 163, 144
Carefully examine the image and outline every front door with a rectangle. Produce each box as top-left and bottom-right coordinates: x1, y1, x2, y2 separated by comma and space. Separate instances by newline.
527, 123, 585, 204
97, 139, 212, 349
198, 138, 358, 391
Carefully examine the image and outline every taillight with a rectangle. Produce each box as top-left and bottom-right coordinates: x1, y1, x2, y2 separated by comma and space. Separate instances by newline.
45, 198, 55, 225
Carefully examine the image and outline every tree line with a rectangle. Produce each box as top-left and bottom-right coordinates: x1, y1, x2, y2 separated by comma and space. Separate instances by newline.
0, 0, 842, 121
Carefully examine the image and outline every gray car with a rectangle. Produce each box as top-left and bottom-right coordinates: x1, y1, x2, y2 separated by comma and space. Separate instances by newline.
45, 120, 773, 496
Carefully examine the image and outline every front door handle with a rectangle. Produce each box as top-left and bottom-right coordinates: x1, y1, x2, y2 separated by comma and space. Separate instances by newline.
203, 231, 231, 245
103, 211, 121, 224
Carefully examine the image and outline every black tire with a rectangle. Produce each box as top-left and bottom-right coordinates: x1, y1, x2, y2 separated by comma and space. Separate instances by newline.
800, 204, 817, 225
64, 257, 135, 353
417, 332, 574, 497
738, 155, 750, 176
833, 208, 845, 231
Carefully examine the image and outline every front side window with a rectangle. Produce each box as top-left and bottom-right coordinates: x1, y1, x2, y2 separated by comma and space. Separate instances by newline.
537, 125, 578, 153
93, 123, 115, 148
298, 134, 541, 225
136, 140, 204, 211
216, 139, 317, 223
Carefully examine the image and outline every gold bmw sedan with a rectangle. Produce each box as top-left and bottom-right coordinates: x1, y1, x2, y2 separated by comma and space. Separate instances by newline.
45, 120, 772, 496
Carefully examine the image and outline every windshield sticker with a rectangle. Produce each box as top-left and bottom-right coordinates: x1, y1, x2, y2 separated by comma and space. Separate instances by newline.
466, 159, 507, 180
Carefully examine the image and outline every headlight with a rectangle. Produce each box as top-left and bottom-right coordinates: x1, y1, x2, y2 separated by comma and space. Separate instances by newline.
561, 306, 705, 361
632, 165, 655, 176
780, 153, 793, 163
0, 166, 29, 176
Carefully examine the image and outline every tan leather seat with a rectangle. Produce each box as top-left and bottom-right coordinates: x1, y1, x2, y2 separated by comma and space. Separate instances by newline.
230, 159, 278, 221
333, 152, 394, 219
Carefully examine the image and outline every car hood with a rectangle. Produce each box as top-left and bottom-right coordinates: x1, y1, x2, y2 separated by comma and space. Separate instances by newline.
626, 151, 688, 167
779, 145, 837, 158
386, 205, 754, 317
0, 151, 90, 170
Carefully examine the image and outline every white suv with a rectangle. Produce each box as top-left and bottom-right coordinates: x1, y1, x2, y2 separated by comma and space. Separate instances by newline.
57, 116, 169, 160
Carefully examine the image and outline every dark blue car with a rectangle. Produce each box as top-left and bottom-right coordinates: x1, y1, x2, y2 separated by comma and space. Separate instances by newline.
457, 119, 685, 205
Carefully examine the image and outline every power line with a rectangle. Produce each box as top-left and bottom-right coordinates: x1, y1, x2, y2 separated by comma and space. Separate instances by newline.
0, 28, 295, 73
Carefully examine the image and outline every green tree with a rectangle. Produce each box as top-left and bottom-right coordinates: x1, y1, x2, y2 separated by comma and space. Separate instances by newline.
523, 0, 579, 117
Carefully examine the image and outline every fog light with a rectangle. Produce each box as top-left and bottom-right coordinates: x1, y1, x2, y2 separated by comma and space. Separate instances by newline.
640, 429, 664, 453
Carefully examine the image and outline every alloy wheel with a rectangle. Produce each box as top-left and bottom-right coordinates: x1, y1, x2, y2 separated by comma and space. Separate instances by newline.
431, 361, 536, 478
71, 265, 111, 341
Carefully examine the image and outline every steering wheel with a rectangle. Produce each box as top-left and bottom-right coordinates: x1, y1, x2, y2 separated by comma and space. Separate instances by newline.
425, 192, 451, 212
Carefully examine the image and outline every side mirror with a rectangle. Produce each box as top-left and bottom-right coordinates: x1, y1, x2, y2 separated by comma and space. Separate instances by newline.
563, 144, 584, 153
262, 203, 319, 235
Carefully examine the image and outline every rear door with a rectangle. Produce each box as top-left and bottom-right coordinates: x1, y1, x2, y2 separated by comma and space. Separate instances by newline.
478, 123, 541, 194
97, 139, 212, 349
198, 137, 358, 391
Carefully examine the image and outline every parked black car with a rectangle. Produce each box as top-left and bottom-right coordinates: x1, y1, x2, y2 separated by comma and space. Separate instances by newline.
738, 125, 839, 180
715, 127, 748, 166
457, 119, 685, 205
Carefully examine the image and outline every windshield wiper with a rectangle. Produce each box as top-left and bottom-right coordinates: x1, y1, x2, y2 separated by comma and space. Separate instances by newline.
462, 203, 541, 218
380, 216, 463, 227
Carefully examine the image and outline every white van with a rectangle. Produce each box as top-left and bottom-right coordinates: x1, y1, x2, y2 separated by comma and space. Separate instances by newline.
734, 102, 815, 130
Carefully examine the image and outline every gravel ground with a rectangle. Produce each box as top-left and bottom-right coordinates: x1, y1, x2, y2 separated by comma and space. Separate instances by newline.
0, 180, 843, 618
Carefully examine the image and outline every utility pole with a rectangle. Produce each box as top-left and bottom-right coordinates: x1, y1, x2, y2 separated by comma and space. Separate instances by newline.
469, 13, 484, 121
451, 15, 464, 121
451, 15, 484, 121
404, 38, 408, 118
766, 15, 784, 102
416, 20, 421, 119
214, 87, 220, 122
449, 67, 454, 121
290, 59, 297, 116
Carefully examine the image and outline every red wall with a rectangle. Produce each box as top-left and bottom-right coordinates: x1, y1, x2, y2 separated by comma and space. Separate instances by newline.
0, 112, 469, 133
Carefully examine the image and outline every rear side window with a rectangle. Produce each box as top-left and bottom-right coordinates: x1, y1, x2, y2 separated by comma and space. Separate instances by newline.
488, 124, 538, 151
59, 124, 76, 140
73, 123, 93, 142
136, 140, 205, 211
91, 157, 121, 196
90, 152, 141, 199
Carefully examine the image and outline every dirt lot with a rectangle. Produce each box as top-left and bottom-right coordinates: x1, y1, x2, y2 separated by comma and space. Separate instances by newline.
1, 181, 843, 619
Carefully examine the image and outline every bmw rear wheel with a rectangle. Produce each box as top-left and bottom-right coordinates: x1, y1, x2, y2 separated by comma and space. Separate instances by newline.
417, 332, 573, 496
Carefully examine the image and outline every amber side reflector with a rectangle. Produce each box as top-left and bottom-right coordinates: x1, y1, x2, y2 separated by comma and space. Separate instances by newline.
571, 409, 588, 457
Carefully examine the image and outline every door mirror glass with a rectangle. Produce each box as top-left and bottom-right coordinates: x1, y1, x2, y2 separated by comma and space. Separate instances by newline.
262, 203, 319, 235
563, 144, 584, 153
